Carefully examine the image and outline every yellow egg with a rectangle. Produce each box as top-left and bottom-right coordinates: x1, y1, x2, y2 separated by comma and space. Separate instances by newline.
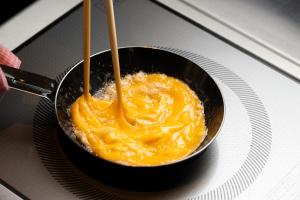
70, 72, 207, 166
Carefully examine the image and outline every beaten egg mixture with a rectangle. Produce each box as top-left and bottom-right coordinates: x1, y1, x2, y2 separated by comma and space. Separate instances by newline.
70, 72, 207, 166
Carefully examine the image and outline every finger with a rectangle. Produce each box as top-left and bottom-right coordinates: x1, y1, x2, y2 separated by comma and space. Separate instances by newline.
0, 44, 21, 68
0, 44, 21, 92
0, 68, 9, 92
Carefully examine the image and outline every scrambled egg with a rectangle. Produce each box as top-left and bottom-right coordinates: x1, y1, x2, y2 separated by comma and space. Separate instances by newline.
71, 73, 206, 166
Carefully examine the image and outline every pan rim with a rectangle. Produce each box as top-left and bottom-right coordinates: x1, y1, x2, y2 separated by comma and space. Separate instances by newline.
54, 45, 225, 168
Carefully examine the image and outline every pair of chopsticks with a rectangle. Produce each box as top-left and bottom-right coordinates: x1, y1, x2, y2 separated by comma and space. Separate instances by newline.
83, 0, 122, 108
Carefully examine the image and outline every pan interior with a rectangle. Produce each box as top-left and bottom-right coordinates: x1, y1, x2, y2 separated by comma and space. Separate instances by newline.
55, 47, 224, 165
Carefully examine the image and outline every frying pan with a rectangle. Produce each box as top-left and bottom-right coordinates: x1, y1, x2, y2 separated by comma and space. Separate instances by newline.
1, 47, 224, 190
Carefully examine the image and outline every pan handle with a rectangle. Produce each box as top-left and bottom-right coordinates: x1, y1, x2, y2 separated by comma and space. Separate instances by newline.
1, 64, 58, 102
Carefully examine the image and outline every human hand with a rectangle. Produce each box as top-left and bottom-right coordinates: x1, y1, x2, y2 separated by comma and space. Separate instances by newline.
0, 44, 21, 92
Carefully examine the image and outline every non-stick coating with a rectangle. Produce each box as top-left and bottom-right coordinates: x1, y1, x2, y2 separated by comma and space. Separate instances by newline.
55, 47, 224, 190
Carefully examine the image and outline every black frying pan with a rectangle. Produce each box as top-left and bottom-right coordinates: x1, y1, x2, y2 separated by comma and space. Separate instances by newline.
1, 47, 224, 190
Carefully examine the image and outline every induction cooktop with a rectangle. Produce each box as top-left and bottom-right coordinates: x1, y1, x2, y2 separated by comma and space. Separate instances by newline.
1, 0, 300, 200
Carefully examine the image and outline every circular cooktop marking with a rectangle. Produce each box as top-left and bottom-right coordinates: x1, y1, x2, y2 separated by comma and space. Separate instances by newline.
33, 47, 272, 200
159, 47, 271, 200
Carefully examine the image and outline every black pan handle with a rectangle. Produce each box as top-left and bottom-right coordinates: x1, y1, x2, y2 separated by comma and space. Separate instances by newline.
0, 64, 58, 102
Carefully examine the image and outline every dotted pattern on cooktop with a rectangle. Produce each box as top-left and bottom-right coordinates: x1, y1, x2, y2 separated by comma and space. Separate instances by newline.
33, 47, 272, 200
